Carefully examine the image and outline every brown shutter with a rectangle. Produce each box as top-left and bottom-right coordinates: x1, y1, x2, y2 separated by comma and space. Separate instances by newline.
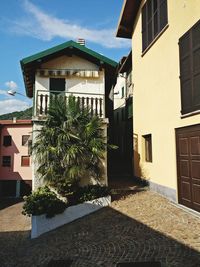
147, 0, 153, 44
179, 32, 193, 114
153, 0, 159, 36
142, 3, 147, 51
179, 19, 200, 114
159, 0, 168, 31
142, 0, 168, 52
192, 21, 200, 109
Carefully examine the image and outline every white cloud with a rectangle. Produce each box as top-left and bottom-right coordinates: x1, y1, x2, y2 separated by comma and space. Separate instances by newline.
0, 99, 30, 115
5, 81, 18, 90
0, 90, 8, 96
9, 0, 130, 49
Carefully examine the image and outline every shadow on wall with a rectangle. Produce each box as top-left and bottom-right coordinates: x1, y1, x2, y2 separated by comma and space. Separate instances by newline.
133, 133, 149, 186
0, 200, 200, 266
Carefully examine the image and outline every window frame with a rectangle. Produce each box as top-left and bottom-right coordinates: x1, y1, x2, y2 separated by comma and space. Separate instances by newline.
49, 78, 66, 93
143, 134, 153, 162
121, 86, 125, 98
2, 156, 11, 167
142, 0, 168, 53
22, 135, 30, 146
21, 156, 30, 167
3, 135, 12, 147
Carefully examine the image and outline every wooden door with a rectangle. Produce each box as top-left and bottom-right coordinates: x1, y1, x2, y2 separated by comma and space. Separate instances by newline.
176, 124, 200, 212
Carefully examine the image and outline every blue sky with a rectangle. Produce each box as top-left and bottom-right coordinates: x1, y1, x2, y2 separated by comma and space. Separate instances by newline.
0, 0, 130, 115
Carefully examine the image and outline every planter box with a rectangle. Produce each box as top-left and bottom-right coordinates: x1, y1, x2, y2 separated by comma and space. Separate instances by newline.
31, 195, 111, 238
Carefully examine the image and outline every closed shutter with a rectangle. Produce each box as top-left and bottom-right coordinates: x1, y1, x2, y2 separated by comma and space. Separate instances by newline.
159, 0, 168, 31
192, 21, 200, 109
179, 19, 200, 114
179, 32, 192, 114
142, 3, 147, 51
147, 0, 153, 44
142, 0, 168, 52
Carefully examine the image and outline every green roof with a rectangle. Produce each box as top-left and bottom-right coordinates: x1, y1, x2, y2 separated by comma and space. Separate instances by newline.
21, 40, 117, 67
21, 40, 117, 97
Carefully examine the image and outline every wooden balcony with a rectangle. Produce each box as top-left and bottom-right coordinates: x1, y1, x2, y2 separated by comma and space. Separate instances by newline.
34, 90, 105, 118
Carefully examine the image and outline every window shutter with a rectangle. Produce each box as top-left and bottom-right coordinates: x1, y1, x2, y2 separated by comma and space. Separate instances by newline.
153, 0, 159, 36
142, 3, 147, 51
192, 21, 200, 109
142, 0, 168, 52
179, 20, 200, 114
159, 0, 168, 31
179, 32, 193, 114
147, 0, 153, 44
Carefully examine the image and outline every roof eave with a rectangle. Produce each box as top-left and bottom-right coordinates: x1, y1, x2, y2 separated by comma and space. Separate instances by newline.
118, 51, 132, 73
21, 40, 118, 98
116, 0, 142, 39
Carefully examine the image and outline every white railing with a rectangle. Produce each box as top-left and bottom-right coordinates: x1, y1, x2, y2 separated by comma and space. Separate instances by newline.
34, 90, 105, 118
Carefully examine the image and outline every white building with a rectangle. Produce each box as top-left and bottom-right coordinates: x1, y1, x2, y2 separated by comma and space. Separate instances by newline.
20, 40, 117, 189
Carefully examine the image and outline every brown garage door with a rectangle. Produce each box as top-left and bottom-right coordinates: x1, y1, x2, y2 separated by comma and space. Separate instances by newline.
176, 124, 200, 212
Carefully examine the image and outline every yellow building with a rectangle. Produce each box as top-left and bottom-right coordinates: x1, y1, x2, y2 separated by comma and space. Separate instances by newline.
117, 0, 200, 212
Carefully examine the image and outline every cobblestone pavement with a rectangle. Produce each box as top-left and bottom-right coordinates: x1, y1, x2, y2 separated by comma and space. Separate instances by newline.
0, 191, 200, 267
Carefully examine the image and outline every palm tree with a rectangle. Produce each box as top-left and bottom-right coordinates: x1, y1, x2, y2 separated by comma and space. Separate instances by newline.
32, 96, 108, 191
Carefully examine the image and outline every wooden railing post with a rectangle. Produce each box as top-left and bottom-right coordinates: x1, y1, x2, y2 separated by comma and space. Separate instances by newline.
45, 95, 48, 115
95, 98, 98, 116
39, 94, 43, 115
91, 98, 94, 116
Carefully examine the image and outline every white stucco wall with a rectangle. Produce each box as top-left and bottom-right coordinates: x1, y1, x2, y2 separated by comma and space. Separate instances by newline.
31, 196, 111, 238
35, 55, 105, 96
32, 54, 108, 190
114, 75, 126, 110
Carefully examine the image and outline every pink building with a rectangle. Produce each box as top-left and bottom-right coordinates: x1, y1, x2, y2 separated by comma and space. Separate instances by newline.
0, 119, 32, 197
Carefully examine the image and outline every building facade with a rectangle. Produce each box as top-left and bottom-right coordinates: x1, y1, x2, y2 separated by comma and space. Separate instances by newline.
0, 120, 32, 197
21, 40, 117, 189
113, 51, 133, 178
117, 0, 200, 212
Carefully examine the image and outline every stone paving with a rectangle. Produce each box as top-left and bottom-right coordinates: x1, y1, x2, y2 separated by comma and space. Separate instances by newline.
0, 191, 200, 267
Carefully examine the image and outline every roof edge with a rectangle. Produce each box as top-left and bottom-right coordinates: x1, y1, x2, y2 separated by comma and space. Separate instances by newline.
21, 40, 118, 67
116, 0, 142, 38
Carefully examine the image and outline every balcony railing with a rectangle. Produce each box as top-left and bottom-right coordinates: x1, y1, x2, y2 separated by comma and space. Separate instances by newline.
34, 90, 105, 118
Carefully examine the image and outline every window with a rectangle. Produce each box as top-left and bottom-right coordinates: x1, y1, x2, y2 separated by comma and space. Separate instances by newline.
143, 134, 152, 162
3, 136, 11, 146
50, 78, 65, 93
22, 135, 30, 146
28, 140, 32, 155
127, 97, 133, 119
179, 20, 200, 115
142, 0, 168, 51
121, 87, 125, 98
21, 156, 30, 167
127, 71, 132, 87
2, 156, 11, 167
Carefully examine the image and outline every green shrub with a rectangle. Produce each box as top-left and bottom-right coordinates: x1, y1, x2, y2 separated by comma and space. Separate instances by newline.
74, 185, 110, 203
22, 186, 67, 218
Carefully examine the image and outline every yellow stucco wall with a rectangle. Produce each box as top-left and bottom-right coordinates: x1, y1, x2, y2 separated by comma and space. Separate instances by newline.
132, 0, 200, 194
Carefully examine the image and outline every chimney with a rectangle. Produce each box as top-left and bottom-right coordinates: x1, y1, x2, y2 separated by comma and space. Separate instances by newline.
13, 117, 17, 123
77, 38, 85, 46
